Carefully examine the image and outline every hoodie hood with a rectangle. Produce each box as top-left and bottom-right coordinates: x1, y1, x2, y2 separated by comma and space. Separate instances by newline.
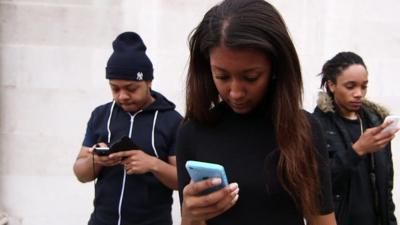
143, 90, 176, 112
316, 91, 390, 119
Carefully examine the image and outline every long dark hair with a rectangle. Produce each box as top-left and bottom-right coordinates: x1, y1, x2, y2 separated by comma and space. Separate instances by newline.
320, 51, 367, 97
185, 0, 320, 220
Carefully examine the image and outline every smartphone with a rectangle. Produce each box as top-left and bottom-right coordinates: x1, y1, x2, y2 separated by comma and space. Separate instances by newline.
185, 160, 229, 195
382, 115, 400, 134
93, 136, 140, 156
110, 136, 140, 151
93, 147, 110, 156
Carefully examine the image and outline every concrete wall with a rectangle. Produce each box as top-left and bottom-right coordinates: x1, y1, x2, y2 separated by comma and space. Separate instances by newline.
0, 0, 399, 224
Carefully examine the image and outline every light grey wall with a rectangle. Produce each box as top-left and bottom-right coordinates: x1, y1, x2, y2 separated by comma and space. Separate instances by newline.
0, 1, 399, 225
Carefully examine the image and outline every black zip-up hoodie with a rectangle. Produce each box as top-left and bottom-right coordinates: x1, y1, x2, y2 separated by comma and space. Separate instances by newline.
83, 90, 182, 225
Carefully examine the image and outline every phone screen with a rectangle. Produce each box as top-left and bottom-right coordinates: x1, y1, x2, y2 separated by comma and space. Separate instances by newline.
382, 116, 400, 134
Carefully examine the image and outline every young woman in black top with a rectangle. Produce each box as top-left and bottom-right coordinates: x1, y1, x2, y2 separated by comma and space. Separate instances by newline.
176, 0, 336, 225
313, 51, 398, 225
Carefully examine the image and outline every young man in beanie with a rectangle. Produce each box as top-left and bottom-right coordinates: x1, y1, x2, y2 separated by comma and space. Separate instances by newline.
73, 32, 182, 225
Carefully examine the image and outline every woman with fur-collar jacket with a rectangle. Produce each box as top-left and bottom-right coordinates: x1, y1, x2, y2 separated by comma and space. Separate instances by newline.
313, 52, 398, 225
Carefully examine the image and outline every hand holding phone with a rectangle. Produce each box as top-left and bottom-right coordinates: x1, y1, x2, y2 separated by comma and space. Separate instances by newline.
93, 147, 110, 156
381, 115, 400, 134
185, 160, 229, 195
93, 136, 140, 156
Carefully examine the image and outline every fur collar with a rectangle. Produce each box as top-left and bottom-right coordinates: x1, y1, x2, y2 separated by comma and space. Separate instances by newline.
316, 91, 389, 119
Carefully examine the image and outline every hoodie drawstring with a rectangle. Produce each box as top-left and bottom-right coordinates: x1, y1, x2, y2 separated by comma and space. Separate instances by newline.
128, 110, 143, 138
151, 110, 159, 158
107, 101, 116, 143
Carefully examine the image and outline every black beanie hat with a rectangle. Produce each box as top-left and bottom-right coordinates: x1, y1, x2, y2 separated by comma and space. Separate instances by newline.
106, 32, 153, 81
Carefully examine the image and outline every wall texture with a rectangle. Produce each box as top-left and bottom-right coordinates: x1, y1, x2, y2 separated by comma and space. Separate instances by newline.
0, 0, 399, 224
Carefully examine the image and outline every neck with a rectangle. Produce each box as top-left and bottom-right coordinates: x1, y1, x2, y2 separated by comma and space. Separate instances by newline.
336, 106, 358, 120
143, 95, 156, 109
341, 112, 358, 120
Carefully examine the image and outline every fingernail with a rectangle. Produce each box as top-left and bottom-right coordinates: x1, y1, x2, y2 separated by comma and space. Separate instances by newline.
229, 183, 238, 190
211, 178, 222, 185
231, 188, 239, 196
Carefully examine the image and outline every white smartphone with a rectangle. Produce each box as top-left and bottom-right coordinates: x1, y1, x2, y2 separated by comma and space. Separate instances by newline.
185, 160, 228, 195
381, 115, 400, 134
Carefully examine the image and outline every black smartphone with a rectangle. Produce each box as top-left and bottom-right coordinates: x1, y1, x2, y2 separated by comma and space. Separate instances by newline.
93, 136, 140, 156
110, 136, 140, 152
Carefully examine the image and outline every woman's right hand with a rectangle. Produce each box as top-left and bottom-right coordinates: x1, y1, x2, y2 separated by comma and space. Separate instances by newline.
353, 121, 399, 156
181, 178, 239, 225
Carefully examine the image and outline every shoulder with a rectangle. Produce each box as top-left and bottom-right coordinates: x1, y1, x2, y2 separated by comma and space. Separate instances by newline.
156, 110, 183, 132
177, 120, 197, 135
311, 107, 334, 131
304, 111, 331, 167
177, 119, 207, 141
93, 101, 113, 112
362, 100, 389, 122
303, 110, 327, 145
176, 120, 200, 158
303, 110, 323, 129
159, 109, 183, 121
312, 106, 330, 120
303, 110, 313, 120
89, 102, 114, 119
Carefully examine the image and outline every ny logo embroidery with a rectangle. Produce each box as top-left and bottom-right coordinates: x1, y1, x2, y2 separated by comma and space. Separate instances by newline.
136, 72, 144, 80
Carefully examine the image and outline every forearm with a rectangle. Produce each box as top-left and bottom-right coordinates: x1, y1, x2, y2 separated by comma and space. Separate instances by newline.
150, 157, 178, 190
73, 155, 101, 183
307, 213, 337, 225
181, 218, 207, 225
330, 144, 363, 175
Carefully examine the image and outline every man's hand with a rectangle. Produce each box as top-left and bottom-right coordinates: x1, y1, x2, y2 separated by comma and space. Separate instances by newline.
89, 143, 122, 167
110, 150, 156, 175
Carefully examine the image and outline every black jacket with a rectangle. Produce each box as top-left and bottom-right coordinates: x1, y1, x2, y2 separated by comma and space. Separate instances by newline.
313, 92, 396, 225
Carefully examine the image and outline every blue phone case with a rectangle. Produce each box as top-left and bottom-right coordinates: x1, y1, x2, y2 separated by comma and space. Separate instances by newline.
185, 160, 229, 194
